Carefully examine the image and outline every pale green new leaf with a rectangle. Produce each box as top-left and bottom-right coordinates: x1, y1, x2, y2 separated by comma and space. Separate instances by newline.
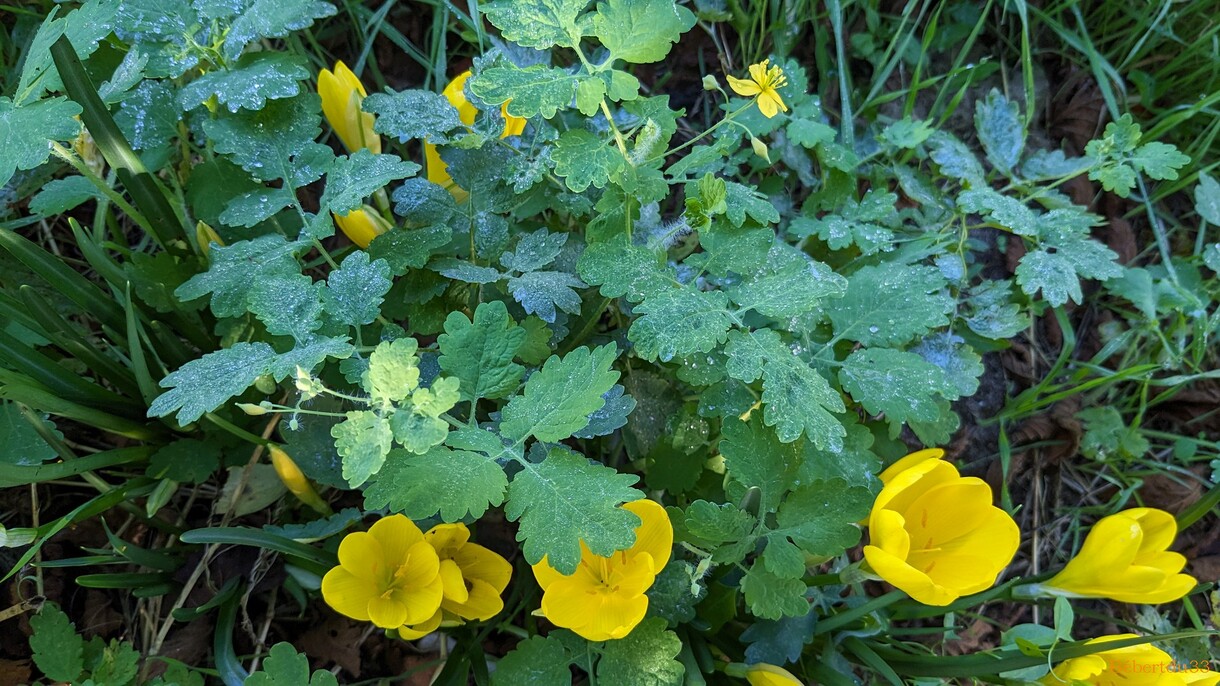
596, 618, 685, 685
365, 338, 421, 404
470, 65, 580, 119
245, 642, 339, 686
365, 89, 466, 144
320, 149, 420, 215
553, 129, 624, 192
838, 348, 955, 425
334, 410, 393, 487
364, 446, 507, 521
178, 52, 309, 112
500, 344, 620, 442
591, 0, 695, 64
825, 264, 953, 346
1130, 141, 1190, 181
438, 300, 527, 402
505, 447, 642, 573
0, 96, 82, 189
148, 342, 277, 423
482, 0, 588, 49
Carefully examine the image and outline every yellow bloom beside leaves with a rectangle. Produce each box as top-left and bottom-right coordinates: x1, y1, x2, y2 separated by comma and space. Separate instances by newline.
318, 61, 380, 154
727, 59, 788, 118
863, 449, 1020, 606
531, 499, 672, 642
332, 205, 391, 248
1040, 635, 1220, 686
1041, 508, 1197, 604
424, 523, 512, 622
321, 515, 443, 635
425, 70, 528, 201
746, 663, 805, 686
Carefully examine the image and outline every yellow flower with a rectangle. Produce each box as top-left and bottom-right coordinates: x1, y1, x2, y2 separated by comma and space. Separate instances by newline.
531, 499, 672, 642
1040, 634, 1220, 686
267, 445, 329, 515
425, 70, 528, 201
318, 61, 381, 154
727, 59, 789, 118
863, 449, 1020, 606
321, 515, 444, 634
195, 221, 224, 259
1041, 508, 1197, 604
423, 522, 512, 622
332, 205, 392, 248
746, 663, 804, 686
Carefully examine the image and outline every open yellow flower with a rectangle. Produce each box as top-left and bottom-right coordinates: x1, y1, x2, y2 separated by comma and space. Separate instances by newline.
318, 61, 380, 154
321, 515, 444, 634
531, 499, 672, 642
424, 522, 512, 622
425, 70, 528, 201
1040, 634, 1220, 686
727, 59, 788, 118
746, 663, 804, 686
1041, 508, 1197, 604
332, 204, 391, 248
863, 449, 1020, 606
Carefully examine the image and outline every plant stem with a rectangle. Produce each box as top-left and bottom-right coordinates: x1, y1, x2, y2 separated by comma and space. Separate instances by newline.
813, 589, 905, 635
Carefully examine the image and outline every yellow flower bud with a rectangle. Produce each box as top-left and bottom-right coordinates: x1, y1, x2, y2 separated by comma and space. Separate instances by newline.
1041, 508, 1197, 604
318, 61, 381, 154
745, 663, 805, 686
196, 221, 224, 259
424, 70, 528, 202
267, 445, 329, 514
332, 205, 392, 249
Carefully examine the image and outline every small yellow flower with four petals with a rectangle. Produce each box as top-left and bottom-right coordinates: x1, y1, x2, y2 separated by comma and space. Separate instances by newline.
531, 499, 672, 641
727, 59, 789, 118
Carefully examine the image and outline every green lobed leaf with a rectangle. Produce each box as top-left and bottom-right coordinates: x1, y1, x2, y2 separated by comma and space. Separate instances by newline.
320, 149, 420, 215
368, 225, 451, 276
958, 188, 1039, 236
1195, 173, 1220, 225
482, 0, 588, 49
29, 176, 107, 216
470, 65, 580, 119
718, 416, 800, 514
0, 96, 82, 189
334, 409, 393, 488
629, 287, 734, 362
573, 384, 636, 439
577, 240, 669, 302
148, 342, 277, 424
765, 480, 870, 576
928, 131, 985, 183
596, 618, 685, 685
0, 402, 60, 466
838, 348, 956, 426
591, 0, 696, 64
222, 0, 338, 60
365, 89, 466, 144
507, 271, 586, 323
202, 93, 333, 185
491, 635, 573, 686
29, 603, 84, 683
389, 377, 460, 454
911, 333, 983, 399
1130, 141, 1190, 181
364, 338, 421, 404
500, 344, 621, 443
727, 244, 846, 318
248, 275, 324, 341
323, 251, 393, 328
178, 52, 309, 112
437, 300, 527, 402
973, 89, 1024, 173
553, 129, 625, 192
245, 642, 340, 686
825, 264, 953, 346
505, 446, 643, 573
724, 181, 780, 226
363, 446, 508, 521
501, 228, 568, 273
741, 563, 809, 619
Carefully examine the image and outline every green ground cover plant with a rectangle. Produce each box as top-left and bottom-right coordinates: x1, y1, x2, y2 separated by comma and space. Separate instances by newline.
1, 0, 1217, 684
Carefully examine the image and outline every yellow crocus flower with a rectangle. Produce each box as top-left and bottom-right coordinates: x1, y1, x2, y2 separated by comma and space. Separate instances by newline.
1041, 508, 1197, 604
726, 59, 789, 118
318, 61, 381, 154
531, 499, 672, 641
321, 515, 445, 633
746, 663, 805, 685
423, 522, 512, 623
862, 449, 1020, 606
1041, 635, 1220, 686
332, 204, 392, 248
267, 445, 329, 514
425, 70, 528, 202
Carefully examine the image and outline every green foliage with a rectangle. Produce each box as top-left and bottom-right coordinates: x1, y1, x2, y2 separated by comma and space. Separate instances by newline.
596, 618, 685, 685
0, 96, 82, 189
1085, 114, 1191, 197
500, 344, 621, 442
438, 300, 527, 402
492, 635, 575, 686
245, 642, 340, 686
30, 603, 84, 683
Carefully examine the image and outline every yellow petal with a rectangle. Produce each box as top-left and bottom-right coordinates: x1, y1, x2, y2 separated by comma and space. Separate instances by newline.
333, 208, 388, 249
579, 589, 649, 641
369, 514, 426, 568
336, 531, 383, 582
424, 522, 471, 558
1045, 514, 1143, 594
727, 74, 762, 97
367, 595, 409, 629
501, 104, 528, 138
397, 540, 441, 589
871, 459, 960, 519
332, 61, 368, 97
757, 92, 782, 118
397, 607, 443, 640
863, 544, 958, 606
438, 558, 469, 604
531, 555, 567, 591
441, 70, 479, 126
541, 577, 605, 632
443, 577, 505, 621
397, 573, 445, 625
748, 60, 770, 84
320, 567, 373, 621
746, 663, 804, 686
610, 553, 658, 597
624, 499, 673, 570
868, 508, 910, 560
877, 449, 945, 486
1125, 507, 1178, 554
454, 542, 513, 593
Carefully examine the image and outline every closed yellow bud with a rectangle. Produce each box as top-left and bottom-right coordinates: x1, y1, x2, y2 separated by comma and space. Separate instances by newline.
196, 221, 224, 259
268, 445, 329, 514
332, 205, 392, 248
318, 61, 381, 154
